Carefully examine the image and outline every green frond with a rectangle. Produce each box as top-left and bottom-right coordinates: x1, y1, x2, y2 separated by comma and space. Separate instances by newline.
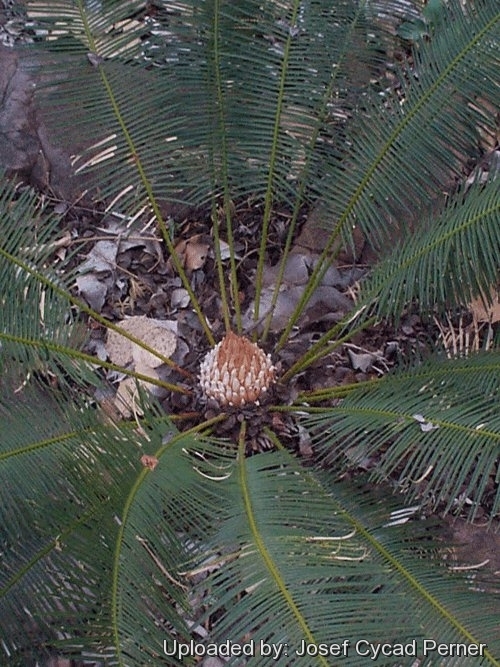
4, 375, 498, 665
0, 179, 86, 379
186, 448, 499, 665
328, 0, 499, 242
25, 0, 500, 335
1, 1, 498, 664
107, 425, 234, 667
0, 377, 143, 663
0, 178, 184, 390
25, 0, 419, 211
306, 352, 500, 521
361, 178, 500, 321
0, 370, 220, 665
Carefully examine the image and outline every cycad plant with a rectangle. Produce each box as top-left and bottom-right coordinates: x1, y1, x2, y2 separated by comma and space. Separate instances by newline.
1, 0, 500, 665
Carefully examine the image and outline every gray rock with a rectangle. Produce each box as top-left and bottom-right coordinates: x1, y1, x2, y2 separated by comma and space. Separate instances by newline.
0, 45, 76, 199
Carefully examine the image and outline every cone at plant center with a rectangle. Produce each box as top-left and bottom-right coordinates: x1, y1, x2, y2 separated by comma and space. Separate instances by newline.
199, 331, 275, 407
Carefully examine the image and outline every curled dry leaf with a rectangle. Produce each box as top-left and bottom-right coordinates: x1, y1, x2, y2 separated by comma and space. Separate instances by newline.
347, 349, 376, 373
76, 240, 118, 311
171, 287, 190, 308
167, 234, 211, 273
114, 377, 143, 419
76, 273, 108, 311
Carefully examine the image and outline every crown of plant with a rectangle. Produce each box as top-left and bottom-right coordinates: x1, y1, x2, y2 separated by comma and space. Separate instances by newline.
199, 331, 275, 407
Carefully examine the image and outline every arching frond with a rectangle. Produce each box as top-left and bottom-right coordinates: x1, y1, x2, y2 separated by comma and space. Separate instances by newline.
0, 377, 157, 664
0, 369, 223, 665
0, 0, 498, 664
317, 0, 499, 245
27, 1, 498, 241
306, 352, 500, 521
361, 178, 500, 321
25, 0, 500, 336
0, 179, 93, 385
0, 176, 192, 392
28, 0, 401, 210
183, 447, 500, 666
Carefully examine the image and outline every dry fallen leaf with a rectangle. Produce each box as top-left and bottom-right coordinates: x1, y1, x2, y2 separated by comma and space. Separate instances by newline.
412, 413, 439, 432
114, 377, 143, 419
167, 234, 210, 273
106, 316, 177, 369
242, 282, 352, 333
171, 287, 190, 308
347, 349, 376, 373
78, 240, 118, 273
76, 273, 108, 311
242, 246, 362, 333
106, 316, 177, 416
76, 239, 118, 310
